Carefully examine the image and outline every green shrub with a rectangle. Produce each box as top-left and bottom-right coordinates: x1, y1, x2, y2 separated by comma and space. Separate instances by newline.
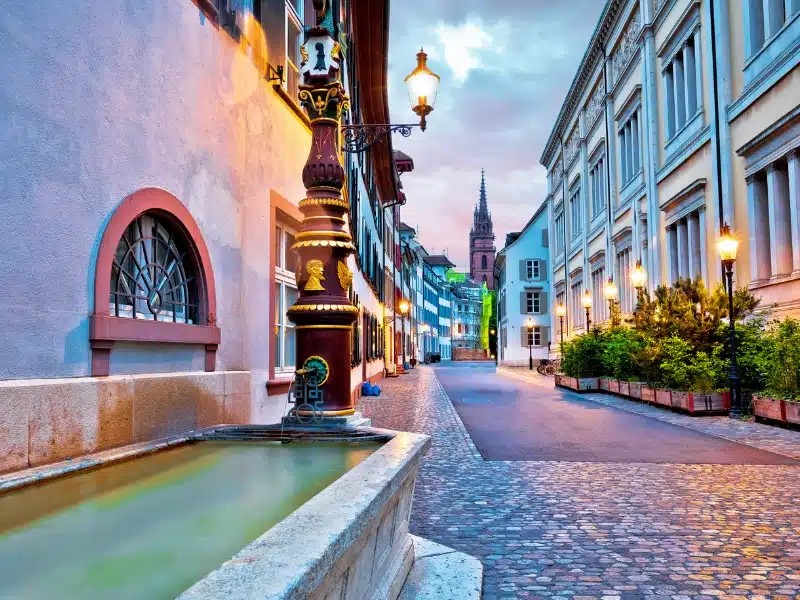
601, 327, 645, 381
760, 318, 800, 399
561, 331, 607, 379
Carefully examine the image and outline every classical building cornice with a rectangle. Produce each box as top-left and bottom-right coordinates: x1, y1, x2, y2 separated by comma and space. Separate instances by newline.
540, 0, 626, 167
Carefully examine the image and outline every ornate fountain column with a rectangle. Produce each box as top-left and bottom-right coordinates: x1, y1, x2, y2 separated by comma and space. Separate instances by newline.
287, 2, 357, 416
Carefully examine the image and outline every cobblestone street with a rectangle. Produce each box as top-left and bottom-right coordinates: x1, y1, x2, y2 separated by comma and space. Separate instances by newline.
358, 366, 800, 600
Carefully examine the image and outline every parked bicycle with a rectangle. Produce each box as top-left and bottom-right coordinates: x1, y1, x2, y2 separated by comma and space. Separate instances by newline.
536, 358, 560, 376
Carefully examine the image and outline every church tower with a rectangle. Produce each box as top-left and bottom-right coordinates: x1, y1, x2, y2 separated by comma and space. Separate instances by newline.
469, 170, 496, 289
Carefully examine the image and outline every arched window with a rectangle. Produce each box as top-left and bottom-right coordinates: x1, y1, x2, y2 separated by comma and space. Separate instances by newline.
481, 255, 488, 270
91, 188, 219, 376
111, 214, 198, 323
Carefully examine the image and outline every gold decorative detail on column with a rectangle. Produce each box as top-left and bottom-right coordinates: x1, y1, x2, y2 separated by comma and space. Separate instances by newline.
288, 303, 359, 313
304, 259, 326, 291
299, 197, 349, 208
291, 240, 356, 250
296, 230, 352, 241
337, 261, 353, 291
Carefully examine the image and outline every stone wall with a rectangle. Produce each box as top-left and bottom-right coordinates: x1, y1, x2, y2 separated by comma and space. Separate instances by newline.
0, 371, 249, 473
453, 348, 490, 361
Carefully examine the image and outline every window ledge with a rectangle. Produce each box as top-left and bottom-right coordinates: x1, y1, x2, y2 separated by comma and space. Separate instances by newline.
749, 272, 800, 290
664, 109, 704, 154
273, 83, 312, 130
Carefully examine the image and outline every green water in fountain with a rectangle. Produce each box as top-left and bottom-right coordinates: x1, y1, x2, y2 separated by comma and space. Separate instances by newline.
0, 440, 380, 600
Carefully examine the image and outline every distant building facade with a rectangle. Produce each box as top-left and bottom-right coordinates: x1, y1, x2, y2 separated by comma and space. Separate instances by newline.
469, 171, 497, 289
452, 281, 483, 351
495, 203, 552, 366
540, 0, 800, 341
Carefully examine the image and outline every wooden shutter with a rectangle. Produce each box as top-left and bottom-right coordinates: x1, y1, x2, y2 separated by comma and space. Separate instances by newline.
519, 260, 527, 281
261, 0, 287, 75
538, 260, 547, 281
520, 291, 528, 313
542, 228, 549, 248
520, 328, 528, 348
537, 292, 548, 314
541, 327, 550, 347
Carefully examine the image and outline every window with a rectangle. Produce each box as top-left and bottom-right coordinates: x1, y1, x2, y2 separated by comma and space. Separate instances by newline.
663, 31, 702, 141
481, 255, 488, 270
274, 224, 298, 372
523, 327, 541, 347
618, 112, 641, 186
526, 259, 541, 280
111, 214, 198, 323
555, 212, 566, 253
747, 155, 799, 283
666, 208, 708, 285
285, 0, 315, 99
570, 186, 582, 238
746, 0, 798, 57
570, 280, 584, 329
616, 247, 632, 313
590, 267, 606, 323
525, 291, 541, 314
590, 157, 606, 215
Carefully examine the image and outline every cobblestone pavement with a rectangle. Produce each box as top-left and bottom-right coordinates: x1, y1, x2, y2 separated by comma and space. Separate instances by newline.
499, 367, 800, 461
358, 366, 800, 600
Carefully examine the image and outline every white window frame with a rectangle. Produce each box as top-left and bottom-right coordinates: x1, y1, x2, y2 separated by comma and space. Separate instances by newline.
569, 186, 582, 239
274, 224, 299, 374
526, 259, 541, 280
284, 0, 305, 100
525, 290, 541, 314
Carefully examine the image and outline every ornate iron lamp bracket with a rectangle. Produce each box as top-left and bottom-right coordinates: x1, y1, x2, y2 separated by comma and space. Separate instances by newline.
340, 124, 420, 154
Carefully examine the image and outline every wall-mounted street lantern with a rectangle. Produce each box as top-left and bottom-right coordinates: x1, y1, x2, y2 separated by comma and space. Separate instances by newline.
717, 222, 742, 419
398, 299, 410, 368
341, 48, 440, 153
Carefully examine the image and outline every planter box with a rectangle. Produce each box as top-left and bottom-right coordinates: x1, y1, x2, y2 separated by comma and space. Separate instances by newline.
785, 401, 800, 425
628, 382, 645, 400
608, 378, 620, 394
641, 386, 656, 403
599, 377, 610, 391
655, 388, 672, 407
618, 381, 631, 397
753, 395, 787, 423
670, 391, 691, 411
555, 375, 599, 392
689, 392, 729, 414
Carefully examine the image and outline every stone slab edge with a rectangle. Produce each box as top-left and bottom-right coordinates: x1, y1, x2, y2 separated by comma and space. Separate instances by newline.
398, 535, 483, 600
430, 369, 484, 460
177, 429, 432, 600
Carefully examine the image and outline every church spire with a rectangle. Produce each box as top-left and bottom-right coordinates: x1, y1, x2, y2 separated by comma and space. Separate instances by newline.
478, 169, 488, 217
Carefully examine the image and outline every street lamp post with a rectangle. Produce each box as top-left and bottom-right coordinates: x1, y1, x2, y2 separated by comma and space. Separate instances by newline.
527, 317, 534, 370
717, 223, 742, 419
556, 304, 566, 348
398, 299, 410, 369
604, 277, 618, 326
631, 260, 647, 312
287, 4, 438, 416
582, 290, 592, 331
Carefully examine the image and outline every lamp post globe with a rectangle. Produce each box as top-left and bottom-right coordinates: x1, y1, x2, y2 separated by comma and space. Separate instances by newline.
404, 48, 440, 131
398, 300, 410, 368
717, 223, 742, 419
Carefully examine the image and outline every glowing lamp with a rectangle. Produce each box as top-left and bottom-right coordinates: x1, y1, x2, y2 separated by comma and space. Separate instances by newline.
398, 299, 410, 315
604, 278, 618, 301
556, 304, 566, 318
717, 223, 739, 263
404, 48, 440, 131
582, 290, 592, 309
631, 260, 647, 289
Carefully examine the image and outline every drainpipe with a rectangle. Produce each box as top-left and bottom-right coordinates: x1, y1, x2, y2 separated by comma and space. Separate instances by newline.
708, 0, 727, 283
560, 136, 569, 336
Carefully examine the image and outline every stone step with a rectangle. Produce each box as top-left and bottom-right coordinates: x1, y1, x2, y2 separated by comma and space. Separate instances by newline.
398, 535, 482, 600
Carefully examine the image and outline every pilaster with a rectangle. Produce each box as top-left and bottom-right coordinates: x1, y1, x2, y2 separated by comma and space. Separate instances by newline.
788, 150, 800, 274
641, 22, 663, 290
766, 162, 793, 277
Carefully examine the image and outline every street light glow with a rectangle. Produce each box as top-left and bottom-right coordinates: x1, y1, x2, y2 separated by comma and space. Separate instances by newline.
717, 222, 739, 263
398, 299, 410, 314
556, 304, 566, 317
631, 260, 647, 289
404, 48, 440, 130
527, 317, 534, 331
604, 278, 618, 301
582, 289, 592, 309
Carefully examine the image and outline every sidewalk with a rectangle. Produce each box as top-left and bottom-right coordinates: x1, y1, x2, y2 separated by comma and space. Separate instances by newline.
498, 366, 800, 460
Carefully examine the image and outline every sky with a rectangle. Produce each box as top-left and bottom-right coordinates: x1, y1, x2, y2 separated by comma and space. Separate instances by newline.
387, 0, 605, 269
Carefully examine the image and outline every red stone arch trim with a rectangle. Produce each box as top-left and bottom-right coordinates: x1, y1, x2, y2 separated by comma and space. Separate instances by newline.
90, 188, 221, 376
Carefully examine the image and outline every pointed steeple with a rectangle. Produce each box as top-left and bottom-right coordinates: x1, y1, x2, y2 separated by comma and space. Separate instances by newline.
478, 169, 488, 217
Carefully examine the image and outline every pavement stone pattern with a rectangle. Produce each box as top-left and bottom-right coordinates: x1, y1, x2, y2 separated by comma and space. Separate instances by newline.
499, 367, 800, 461
358, 366, 800, 600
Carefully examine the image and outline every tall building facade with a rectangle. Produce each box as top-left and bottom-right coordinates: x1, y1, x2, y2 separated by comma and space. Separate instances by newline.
540, 0, 800, 340
469, 170, 497, 288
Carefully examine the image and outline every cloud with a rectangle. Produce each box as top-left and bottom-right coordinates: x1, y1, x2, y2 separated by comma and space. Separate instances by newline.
388, 1, 604, 265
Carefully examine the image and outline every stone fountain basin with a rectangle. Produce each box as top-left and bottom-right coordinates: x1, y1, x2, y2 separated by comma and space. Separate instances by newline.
0, 424, 431, 600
